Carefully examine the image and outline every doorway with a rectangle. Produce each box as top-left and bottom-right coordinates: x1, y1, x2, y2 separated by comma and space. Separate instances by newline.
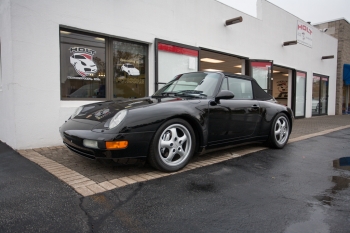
312, 74, 329, 116
272, 66, 290, 106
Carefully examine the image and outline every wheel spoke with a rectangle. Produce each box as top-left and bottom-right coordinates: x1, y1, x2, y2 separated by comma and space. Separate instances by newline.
281, 121, 286, 128
165, 149, 177, 162
178, 134, 187, 145
169, 128, 178, 140
160, 140, 172, 149
177, 149, 185, 158
275, 128, 281, 135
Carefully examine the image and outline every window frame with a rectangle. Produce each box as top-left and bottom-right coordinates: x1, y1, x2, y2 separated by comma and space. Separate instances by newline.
59, 27, 149, 101
155, 38, 200, 91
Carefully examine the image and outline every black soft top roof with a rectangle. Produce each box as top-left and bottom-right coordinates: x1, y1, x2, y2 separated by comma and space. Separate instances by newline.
223, 72, 255, 81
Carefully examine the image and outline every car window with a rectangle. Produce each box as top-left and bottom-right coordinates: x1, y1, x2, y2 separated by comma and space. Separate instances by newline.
153, 72, 221, 97
220, 77, 228, 91
75, 55, 86, 59
228, 78, 253, 99
127, 64, 134, 68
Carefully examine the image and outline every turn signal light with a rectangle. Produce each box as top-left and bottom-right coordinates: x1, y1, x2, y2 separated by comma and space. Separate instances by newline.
105, 141, 128, 149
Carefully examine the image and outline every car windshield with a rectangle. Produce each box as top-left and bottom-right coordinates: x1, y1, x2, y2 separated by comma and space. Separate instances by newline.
153, 72, 221, 98
127, 64, 135, 68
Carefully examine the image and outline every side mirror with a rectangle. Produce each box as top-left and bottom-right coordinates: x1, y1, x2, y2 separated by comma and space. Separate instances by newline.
214, 90, 234, 103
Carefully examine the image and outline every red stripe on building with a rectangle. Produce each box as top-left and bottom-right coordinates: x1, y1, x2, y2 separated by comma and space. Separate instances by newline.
251, 62, 271, 68
297, 72, 306, 77
158, 43, 198, 57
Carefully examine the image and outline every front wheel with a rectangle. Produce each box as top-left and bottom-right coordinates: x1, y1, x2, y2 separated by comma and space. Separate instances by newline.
148, 118, 195, 172
267, 113, 290, 149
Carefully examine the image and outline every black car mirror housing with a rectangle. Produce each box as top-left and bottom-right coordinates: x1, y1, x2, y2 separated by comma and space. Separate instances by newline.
214, 90, 235, 104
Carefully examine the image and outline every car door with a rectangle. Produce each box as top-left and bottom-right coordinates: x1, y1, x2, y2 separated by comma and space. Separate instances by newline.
208, 77, 262, 144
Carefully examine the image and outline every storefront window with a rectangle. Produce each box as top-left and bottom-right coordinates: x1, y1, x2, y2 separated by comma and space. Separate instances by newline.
250, 61, 272, 93
60, 30, 106, 99
295, 72, 306, 117
60, 29, 148, 100
113, 40, 147, 99
156, 40, 199, 90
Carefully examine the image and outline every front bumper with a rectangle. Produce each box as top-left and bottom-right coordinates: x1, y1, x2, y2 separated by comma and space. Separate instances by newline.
59, 122, 155, 160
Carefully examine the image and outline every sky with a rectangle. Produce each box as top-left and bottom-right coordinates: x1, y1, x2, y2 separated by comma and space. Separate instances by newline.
216, 0, 350, 24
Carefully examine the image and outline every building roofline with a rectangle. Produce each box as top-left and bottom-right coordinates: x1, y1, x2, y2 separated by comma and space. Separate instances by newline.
313, 18, 350, 26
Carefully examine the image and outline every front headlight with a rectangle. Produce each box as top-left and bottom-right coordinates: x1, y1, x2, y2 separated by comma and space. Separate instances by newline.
109, 110, 127, 129
71, 106, 83, 119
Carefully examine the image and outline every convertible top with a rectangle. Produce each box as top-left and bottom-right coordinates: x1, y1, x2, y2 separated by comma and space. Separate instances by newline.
223, 72, 273, 101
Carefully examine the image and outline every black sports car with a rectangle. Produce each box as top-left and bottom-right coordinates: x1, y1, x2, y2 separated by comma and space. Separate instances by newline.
60, 72, 293, 172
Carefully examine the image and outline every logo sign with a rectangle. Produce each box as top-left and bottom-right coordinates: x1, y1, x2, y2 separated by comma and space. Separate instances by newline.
69, 47, 98, 77
297, 21, 313, 48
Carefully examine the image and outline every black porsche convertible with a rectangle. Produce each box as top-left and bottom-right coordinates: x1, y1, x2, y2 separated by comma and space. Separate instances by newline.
60, 72, 293, 172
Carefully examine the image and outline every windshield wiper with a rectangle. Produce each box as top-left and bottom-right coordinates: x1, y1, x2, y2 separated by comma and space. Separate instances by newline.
160, 92, 178, 96
176, 90, 207, 97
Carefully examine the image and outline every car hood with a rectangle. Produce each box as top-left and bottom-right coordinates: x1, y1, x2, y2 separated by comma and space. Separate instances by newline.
72, 96, 201, 123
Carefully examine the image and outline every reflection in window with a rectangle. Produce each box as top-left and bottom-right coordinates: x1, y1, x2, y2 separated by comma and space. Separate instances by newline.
113, 41, 147, 99
60, 30, 106, 99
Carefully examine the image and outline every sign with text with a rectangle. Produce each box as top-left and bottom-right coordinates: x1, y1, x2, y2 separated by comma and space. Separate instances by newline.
296, 21, 313, 48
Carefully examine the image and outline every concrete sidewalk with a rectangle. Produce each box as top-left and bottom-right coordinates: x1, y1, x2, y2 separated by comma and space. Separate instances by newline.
16, 115, 350, 197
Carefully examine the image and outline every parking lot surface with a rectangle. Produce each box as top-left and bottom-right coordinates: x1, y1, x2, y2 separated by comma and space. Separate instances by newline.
17, 115, 350, 196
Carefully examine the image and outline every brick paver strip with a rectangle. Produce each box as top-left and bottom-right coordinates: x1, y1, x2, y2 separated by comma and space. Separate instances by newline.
128, 175, 147, 182
109, 179, 128, 187
67, 177, 90, 185
99, 181, 117, 191
71, 180, 96, 189
138, 174, 156, 181
74, 186, 95, 196
86, 184, 106, 193
16, 116, 350, 197
119, 177, 137, 184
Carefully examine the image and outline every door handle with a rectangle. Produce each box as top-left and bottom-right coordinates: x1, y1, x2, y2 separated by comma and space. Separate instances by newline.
251, 104, 259, 110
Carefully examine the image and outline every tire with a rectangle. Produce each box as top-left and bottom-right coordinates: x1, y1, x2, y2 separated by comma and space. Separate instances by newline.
148, 118, 195, 172
266, 113, 290, 149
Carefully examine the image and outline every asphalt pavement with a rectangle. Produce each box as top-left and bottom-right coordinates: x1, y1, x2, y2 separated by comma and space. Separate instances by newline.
0, 142, 89, 232
1, 118, 350, 232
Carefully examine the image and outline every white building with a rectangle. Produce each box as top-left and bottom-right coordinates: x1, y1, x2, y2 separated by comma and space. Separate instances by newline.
0, 0, 338, 149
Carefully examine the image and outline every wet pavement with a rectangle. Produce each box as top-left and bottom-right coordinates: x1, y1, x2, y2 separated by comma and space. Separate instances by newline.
1, 115, 350, 232
78, 128, 350, 232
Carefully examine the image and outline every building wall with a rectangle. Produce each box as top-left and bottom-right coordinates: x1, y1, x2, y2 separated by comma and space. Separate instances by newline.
0, 0, 338, 149
0, 0, 17, 148
315, 19, 350, 114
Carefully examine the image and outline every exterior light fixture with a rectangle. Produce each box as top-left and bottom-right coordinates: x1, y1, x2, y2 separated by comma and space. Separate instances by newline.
224, 16, 243, 26
321, 55, 334, 60
282, 40, 297, 46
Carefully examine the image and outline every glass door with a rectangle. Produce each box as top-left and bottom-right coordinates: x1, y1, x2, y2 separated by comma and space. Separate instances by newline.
293, 71, 307, 118
312, 74, 329, 116
250, 60, 273, 94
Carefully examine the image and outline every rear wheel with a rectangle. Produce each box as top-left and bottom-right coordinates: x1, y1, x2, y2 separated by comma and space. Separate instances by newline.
149, 118, 195, 172
267, 113, 290, 149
